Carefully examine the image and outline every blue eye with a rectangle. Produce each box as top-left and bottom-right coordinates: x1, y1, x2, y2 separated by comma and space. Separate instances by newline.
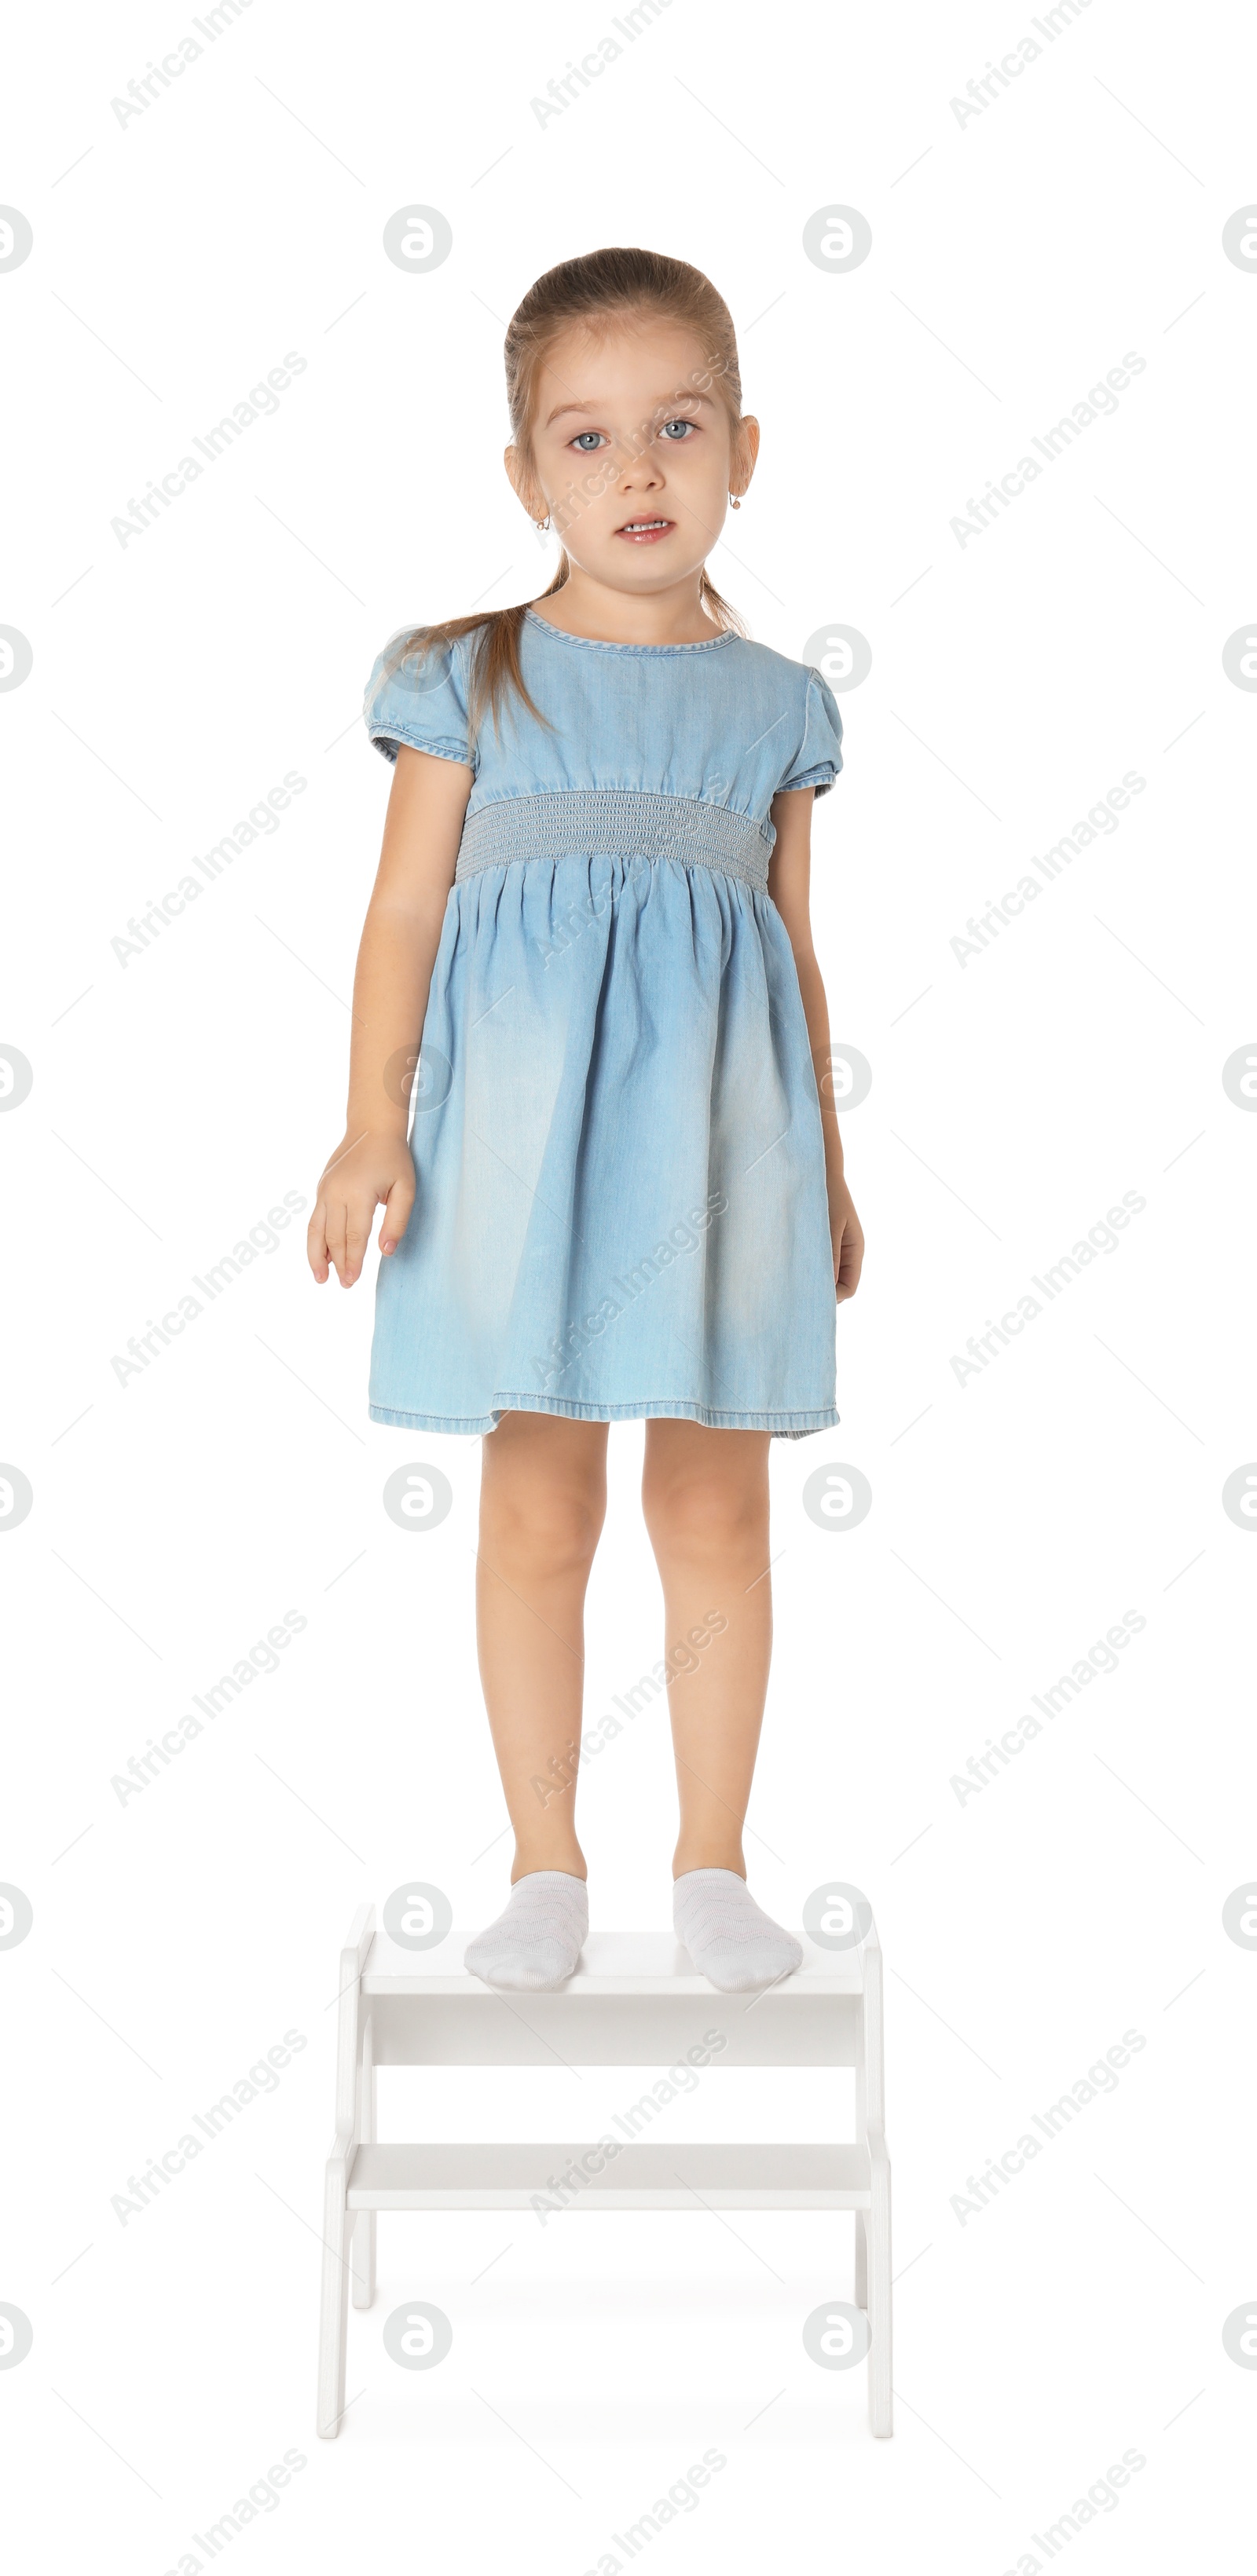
660, 419, 696, 441
571, 431, 604, 452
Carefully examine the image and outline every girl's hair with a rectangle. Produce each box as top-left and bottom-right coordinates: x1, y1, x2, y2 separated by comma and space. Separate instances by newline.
385, 247, 747, 735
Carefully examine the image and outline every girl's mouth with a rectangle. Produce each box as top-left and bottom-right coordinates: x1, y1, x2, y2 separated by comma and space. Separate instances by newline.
614, 517, 675, 544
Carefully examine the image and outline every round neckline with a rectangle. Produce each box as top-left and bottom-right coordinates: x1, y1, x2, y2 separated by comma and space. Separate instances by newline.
523, 607, 738, 656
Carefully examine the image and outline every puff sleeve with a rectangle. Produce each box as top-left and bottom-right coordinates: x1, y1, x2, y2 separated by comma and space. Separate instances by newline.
777, 667, 844, 797
363, 628, 475, 771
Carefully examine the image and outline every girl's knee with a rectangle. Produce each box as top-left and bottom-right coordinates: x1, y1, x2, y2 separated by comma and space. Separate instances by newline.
642, 1467, 767, 1561
482, 1468, 605, 1577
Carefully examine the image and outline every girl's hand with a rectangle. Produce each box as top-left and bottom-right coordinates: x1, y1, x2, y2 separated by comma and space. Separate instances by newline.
307, 1130, 416, 1287
830, 1176, 864, 1304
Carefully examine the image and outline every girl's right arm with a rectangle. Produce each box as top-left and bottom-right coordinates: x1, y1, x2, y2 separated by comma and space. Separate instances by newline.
306, 745, 473, 1288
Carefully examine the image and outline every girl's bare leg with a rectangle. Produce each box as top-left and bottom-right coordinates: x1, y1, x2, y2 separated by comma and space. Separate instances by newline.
475, 1410, 609, 1882
639, 1420, 773, 1879
640, 1420, 801, 1987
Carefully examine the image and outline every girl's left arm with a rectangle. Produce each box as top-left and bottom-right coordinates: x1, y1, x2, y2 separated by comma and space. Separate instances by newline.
768, 786, 865, 1303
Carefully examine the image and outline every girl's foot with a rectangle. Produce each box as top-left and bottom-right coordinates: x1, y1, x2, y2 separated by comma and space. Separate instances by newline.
464, 1870, 588, 1990
672, 1867, 803, 1992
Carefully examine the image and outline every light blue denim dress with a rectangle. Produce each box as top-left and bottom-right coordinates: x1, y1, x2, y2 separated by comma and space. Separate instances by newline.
364, 609, 844, 1436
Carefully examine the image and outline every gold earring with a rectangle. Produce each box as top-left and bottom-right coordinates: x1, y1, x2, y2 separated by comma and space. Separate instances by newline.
535, 514, 552, 531
729, 493, 742, 510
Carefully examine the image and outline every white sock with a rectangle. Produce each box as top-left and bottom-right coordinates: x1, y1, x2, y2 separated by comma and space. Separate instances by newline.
673, 1868, 803, 1992
464, 1872, 588, 1991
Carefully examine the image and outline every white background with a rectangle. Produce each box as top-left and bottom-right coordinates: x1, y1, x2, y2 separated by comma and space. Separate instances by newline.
2, 0, 1255, 2567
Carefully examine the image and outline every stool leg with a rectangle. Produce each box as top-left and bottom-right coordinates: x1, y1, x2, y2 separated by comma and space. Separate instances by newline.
350, 2211, 376, 2310
856, 1936, 892, 2435
866, 2150, 892, 2436
854, 2207, 867, 2312
351, 2015, 376, 2309
317, 2152, 350, 2439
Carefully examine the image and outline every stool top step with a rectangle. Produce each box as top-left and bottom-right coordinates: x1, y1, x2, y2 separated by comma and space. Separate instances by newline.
359, 1927, 871, 1996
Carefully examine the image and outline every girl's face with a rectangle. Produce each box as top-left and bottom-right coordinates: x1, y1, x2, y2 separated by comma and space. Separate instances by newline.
508, 318, 758, 598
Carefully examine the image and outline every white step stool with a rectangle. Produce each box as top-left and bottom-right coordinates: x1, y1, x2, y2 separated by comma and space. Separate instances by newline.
317, 1908, 892, 2438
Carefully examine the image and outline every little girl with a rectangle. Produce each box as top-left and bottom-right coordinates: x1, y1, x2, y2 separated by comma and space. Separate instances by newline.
308, 247, 863, 1995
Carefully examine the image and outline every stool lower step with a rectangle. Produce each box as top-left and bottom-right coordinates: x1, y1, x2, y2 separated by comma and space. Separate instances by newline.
347, 2140, 872, 2211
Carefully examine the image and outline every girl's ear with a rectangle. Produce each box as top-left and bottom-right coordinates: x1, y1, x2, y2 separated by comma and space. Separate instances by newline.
505, 443, 543, 520
730, 414, 761, 502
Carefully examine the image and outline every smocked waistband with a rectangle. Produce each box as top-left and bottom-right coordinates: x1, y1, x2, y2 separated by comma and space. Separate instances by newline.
454, 790, 775, 891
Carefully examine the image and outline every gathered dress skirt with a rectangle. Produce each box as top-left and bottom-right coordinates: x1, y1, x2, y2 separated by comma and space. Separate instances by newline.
368, 842, 841, 1438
